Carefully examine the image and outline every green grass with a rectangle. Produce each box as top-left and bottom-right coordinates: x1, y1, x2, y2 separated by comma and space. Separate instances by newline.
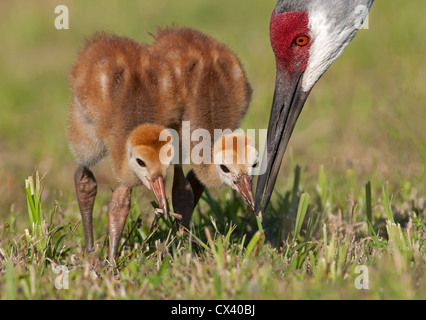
0, 165, 425, 299
0, 1, 425, 300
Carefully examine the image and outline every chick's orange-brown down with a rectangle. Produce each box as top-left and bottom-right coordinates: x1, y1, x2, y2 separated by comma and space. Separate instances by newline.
68, 27, 254, 257
149, 28, 256, 225
70, 123, 173, 259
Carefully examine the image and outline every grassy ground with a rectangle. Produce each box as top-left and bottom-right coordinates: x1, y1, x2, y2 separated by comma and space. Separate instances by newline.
0, 1, 425, 300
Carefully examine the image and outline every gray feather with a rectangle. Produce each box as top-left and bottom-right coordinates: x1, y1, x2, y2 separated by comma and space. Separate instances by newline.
275, 0, 374, 22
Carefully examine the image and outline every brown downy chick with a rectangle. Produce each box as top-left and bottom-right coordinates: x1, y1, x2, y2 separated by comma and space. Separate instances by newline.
190, 133, 258, 211
68, 33, 175, 258
68, 27, 254, 237
125, 124, 173, 213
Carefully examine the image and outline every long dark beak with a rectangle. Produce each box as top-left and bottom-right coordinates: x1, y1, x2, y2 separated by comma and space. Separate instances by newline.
254, 68, 310, 216
235, 174, 255, 212
149, 176, 168, 219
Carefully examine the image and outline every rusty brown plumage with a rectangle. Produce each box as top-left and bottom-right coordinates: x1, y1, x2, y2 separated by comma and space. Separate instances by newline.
68, 27, 251, 179
68, 26, 254, 253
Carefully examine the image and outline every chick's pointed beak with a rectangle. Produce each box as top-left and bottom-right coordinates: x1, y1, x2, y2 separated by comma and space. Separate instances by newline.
235, 174, 255, 212
149, 176, 168, 219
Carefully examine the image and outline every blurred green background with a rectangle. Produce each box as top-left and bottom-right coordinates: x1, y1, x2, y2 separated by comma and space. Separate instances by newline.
0, 0, 425, 221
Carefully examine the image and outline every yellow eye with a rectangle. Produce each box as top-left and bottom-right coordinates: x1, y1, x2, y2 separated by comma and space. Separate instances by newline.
295, 35, 310, 46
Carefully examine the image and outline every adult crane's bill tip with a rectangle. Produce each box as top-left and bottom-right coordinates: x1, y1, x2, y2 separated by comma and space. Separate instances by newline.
254, 70, 310, 215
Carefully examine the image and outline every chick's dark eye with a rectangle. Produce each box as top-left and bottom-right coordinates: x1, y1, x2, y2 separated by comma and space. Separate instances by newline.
220, 165, 230, 173
136, 158, 146, 167
252, 161, 259, 168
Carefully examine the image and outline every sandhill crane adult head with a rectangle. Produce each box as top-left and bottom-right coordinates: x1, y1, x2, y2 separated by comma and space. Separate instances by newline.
255, 0, 374, 215
126, 124, 174, 216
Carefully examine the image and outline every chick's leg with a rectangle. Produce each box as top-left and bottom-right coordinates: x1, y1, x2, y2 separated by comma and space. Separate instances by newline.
74, 165, 97, 253
172, 165, 195, 229
107, 185, 131, 260
186, 169, 205, 209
